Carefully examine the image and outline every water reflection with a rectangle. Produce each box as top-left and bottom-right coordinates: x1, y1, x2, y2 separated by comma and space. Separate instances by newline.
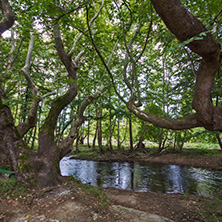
60, 157, 222, 199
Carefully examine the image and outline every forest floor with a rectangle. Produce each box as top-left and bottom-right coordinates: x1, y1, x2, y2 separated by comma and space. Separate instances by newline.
0, 148, 222, 222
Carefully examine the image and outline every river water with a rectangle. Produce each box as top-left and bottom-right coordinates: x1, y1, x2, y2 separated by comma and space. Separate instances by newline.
60, 157, 222, 199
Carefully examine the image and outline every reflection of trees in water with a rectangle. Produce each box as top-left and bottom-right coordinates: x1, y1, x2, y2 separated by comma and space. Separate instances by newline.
187, 168, 222, 198
60, 158, 222, 198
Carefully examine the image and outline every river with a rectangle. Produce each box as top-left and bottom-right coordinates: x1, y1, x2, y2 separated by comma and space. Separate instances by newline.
60, 156, 222, 199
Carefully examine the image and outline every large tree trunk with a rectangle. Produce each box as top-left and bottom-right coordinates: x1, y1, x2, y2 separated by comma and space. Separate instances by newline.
0, 101, 56, 186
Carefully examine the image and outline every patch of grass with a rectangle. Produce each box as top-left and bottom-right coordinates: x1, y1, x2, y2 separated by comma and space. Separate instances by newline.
70, 175, 110, 210
203, 199, 222, 222
82, 184, 110, 210
0, 164, 11, 171
183, 149, 219, 156
75, 151, 97, 159
184, 143, 219, 150
0, 177, 27, 200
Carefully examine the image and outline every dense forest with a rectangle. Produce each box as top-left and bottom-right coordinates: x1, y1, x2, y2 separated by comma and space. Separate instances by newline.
0, 0, 221, 187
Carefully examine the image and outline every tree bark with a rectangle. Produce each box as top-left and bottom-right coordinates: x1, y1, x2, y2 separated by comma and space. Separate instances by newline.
0, 0, 16, 35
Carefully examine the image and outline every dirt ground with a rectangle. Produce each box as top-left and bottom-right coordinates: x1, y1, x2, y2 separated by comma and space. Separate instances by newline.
0, 150, 222, 222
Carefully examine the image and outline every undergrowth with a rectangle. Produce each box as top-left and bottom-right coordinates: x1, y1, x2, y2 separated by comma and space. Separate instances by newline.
0, 177, 27, 201
70, 175, 110, 210
203, 198, 222, 222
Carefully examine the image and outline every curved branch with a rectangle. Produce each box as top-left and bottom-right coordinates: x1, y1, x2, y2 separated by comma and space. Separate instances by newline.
127, 95, 199, 130
17, 33, 40, 137
131, 0, 221, 131
21, 33, 35, 88
86, 6, 126, 104
151, 0, 220, 61
60, 86, 104, 157
0, 0, 16, 35
40, 25, 79, 138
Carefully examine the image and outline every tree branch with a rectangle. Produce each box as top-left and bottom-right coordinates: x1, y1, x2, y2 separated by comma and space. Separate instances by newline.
127, 94, 199, 130
17, 33, 40, 137
60, 86, 105, 157
86, 5, 126, 104
68, 0, 104, 57
127, 0, 221, 131
21, 33, 35, 88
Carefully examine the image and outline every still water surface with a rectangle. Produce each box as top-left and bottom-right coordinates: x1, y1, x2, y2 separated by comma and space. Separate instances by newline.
60, 157, 222, 199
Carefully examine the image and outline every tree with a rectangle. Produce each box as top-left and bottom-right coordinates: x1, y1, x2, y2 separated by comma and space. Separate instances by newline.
90, 0, 221, 132
0, 0, 105, 186
127, 0, 221, 131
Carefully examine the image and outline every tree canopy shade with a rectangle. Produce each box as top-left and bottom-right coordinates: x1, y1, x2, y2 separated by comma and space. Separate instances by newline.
0, 0, 221, 187
90, 0, 221, 131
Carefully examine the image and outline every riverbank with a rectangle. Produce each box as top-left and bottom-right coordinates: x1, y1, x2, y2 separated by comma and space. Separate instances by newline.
1, 149, 222, 221
0, 177, 215, 222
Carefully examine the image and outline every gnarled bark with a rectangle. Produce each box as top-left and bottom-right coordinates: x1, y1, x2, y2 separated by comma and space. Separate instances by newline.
0, 0, 16, 35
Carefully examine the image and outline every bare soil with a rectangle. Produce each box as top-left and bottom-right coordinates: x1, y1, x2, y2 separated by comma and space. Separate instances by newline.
0, 149, 222, 222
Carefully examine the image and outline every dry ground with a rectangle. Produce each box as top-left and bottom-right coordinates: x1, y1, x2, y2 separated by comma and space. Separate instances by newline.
1, 149, 222, 222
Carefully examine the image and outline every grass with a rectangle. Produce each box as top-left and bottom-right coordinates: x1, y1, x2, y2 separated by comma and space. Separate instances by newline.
0, 177, 27, 201
203, 198, 222, 222
73, 143, 221, 161
183, 143, 220, 150
76, 151, 97, 159
183, 148, 220, 156
70, 175, 110, 210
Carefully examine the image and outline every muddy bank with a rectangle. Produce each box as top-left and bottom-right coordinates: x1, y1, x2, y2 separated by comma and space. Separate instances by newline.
73, 149, 222, 171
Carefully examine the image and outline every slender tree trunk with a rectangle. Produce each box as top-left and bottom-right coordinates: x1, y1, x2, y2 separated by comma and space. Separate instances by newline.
216, 133, 222, 150
75, 130, 79, 152
31, 126, 37, 150
92, 123, 98, 150
129, 112, 133, 152
136, 123, 147, 150
117, 117, 120, 150
97, 105, 103, 152
87, 106, 91, 148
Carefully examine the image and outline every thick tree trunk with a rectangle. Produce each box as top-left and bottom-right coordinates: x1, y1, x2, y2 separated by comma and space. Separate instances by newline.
0, 101, 59, 186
